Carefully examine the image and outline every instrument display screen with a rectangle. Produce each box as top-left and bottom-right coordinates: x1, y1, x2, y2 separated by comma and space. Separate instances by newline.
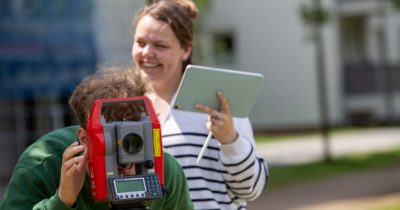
115, 179, 145, 193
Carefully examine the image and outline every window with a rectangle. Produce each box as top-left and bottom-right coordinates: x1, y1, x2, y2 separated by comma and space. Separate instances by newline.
213, 33, 235, 69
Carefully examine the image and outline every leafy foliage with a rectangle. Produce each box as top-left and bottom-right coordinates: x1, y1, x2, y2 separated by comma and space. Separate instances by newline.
192, 0, 209, 9
299, 3, 331, 27
392, 0, 400, 11
298, 1, 331, 43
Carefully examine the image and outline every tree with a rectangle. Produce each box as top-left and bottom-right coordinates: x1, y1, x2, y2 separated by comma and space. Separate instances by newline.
299, 0, 332, 161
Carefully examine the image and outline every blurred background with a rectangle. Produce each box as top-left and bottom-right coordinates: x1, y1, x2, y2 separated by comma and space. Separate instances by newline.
1, 0, 400, 209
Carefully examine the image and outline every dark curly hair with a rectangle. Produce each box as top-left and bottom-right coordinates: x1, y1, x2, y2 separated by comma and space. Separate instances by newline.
69, 64, 150, 129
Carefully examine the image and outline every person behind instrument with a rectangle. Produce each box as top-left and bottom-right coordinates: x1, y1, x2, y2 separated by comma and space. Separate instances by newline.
132, 1, 268, 209
0, 65, 193, 210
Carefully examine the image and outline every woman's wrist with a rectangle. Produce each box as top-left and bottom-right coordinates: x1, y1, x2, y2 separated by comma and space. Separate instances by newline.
219, 131, 238, 145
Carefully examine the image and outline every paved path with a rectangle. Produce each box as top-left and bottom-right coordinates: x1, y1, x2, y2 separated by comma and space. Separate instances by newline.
256, 128, 400, 166
247, 165, 400, 210
292, 192, 400, 210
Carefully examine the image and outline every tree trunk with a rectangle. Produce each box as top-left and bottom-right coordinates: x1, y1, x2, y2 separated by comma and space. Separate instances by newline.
313, 0, 331, 161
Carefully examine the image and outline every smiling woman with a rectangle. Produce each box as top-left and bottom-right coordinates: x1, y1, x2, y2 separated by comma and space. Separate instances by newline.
131, 1, 268, 210
132, 15, 190, 92
132, 1, 196, 123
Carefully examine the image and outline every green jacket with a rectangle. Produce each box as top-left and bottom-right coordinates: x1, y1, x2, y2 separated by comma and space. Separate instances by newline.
0, 126, 193, 210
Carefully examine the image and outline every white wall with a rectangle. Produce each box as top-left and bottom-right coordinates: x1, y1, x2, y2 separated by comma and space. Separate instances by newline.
91, 0, 145, 65
202, 0, 343, 130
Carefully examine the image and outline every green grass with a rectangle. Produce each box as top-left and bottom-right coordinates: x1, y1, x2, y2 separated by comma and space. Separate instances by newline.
266, 148, 400, 190
254, 127, 360, 143
375, 203, 400, 210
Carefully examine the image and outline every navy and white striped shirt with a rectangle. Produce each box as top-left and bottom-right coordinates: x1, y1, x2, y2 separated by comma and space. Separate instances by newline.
162, 108, 268, 210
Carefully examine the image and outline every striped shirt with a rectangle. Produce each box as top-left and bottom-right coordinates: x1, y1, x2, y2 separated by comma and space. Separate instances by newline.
161, 108, 268, 210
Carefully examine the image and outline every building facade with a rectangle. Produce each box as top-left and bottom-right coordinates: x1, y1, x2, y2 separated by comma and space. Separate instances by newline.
199, 0, 400, 131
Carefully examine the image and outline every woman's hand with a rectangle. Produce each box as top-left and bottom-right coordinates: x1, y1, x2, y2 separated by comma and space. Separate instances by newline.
195, 92, 238, 144
58, 142, 88, 207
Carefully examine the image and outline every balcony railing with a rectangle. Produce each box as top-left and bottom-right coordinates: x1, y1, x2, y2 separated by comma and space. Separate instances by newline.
343, 61, 400, 96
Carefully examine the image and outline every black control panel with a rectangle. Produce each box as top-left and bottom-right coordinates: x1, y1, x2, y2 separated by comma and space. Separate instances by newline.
109, 174, 163, 203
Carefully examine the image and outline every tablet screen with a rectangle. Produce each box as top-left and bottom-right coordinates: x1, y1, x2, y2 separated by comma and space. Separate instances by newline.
172, 65, 263, 118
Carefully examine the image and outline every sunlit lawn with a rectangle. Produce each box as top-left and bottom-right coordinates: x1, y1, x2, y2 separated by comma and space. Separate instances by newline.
254, 126, 360, 143
255, 123, 400, 144
266, 148, 400, 190
375, 203, 400, 210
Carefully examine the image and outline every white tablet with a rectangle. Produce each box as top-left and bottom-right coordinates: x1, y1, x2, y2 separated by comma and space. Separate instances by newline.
171, 65, 263, 118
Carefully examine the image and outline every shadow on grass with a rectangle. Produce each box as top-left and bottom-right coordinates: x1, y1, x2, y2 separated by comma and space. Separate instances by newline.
267, 148, 400, 190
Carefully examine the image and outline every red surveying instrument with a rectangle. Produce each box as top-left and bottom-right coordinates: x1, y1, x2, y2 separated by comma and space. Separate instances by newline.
86, 97, 167, 209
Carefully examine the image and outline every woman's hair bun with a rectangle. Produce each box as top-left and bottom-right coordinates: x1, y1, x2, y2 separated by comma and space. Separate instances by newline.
176, 0, 198, 19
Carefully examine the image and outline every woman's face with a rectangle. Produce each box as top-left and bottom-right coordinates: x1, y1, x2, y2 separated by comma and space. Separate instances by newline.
132, 15, 191, 87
